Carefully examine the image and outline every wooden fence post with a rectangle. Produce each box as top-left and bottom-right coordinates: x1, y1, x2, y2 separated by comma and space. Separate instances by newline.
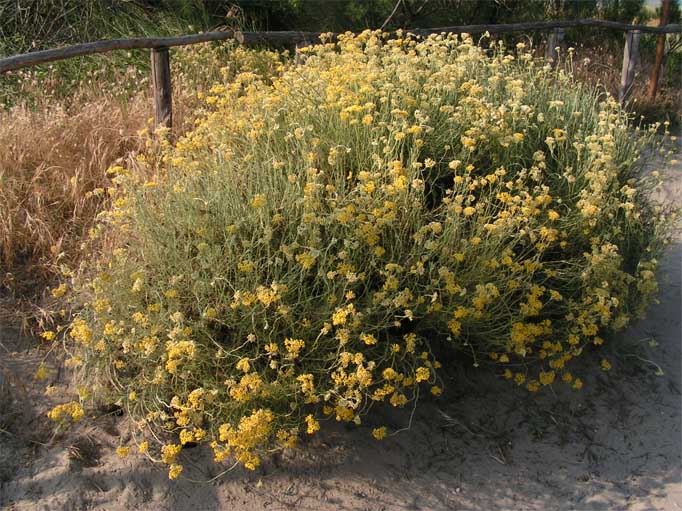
619, 29, 641, 103
295, 41, 311, 66
648, 0, 671, 99
544, 27, 565, 64
151, 47, 172, 130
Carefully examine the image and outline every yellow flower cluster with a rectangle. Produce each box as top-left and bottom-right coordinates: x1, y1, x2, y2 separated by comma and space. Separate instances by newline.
47, 401, 84, 424
216, 409, 275, 469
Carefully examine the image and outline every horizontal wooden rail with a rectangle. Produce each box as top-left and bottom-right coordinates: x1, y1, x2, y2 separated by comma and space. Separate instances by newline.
1, 19, 680, 74
410, 19, 681, 35
0, 30, 319, 73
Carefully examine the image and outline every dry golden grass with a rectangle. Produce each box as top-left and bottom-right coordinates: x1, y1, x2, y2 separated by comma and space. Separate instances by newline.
0, 70, 205, 323
570, 44, 681, 125
0, 94, 148, 293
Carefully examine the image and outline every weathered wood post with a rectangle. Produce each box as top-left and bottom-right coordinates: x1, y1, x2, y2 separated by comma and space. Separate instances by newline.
648, 0, 671, 99
151, 47, 172, 130
619, 29, 641, 103
295, 40, 312, 66
544, 27, 565, 64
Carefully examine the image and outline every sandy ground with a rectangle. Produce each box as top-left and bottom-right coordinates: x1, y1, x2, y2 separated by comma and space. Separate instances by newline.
1, 155, 680, 511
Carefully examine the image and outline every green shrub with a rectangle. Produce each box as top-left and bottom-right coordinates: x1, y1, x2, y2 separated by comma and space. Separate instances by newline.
53, 31, 672, 478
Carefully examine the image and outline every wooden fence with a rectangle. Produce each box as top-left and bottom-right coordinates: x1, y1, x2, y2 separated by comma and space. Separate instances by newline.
1, 18, 679, 130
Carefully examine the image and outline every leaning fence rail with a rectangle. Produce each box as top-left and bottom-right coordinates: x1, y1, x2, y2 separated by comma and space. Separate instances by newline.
1, 18, 679, 129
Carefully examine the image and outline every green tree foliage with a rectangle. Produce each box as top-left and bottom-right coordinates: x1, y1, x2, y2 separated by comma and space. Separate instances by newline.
0, 0, 652, 56
0, 0, 211, 55
230, 0, 648, 32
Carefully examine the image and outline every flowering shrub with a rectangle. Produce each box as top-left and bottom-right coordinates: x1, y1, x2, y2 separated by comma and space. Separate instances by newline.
54, 31, 672, 477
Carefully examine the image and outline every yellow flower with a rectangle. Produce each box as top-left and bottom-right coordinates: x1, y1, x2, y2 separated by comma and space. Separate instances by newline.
276, 429, 299, 449
332, 304, 354, 326
360, 333, 377, 345
34, 363, 49, 381
47, 401, 84, 423
297, 373, 315, 395
361, 181, 376, 194
250, 194, 266, 208
539, 370, 555, 385
461, 136, 476, 149
382, 367, 397, 380
237, 260, 255, 273
403, 332, 417, 353
600, 359, 612, 371
40, 331, 56, 341
236, 358, 251, 373
448, 319, 461, 336
305, 414, 320, 434
549, 290, 563, 301
116, 446, 131, 459
51, 284, 67, 298
295, 252, 316, 270
415, 366, 430, 383
430, 386, 442, 396
526, 380, 541, 392
284, 338, 305, 358
161, 444, 182, 464
179, 429, 195, 445
138, 441, 149, 454
372, 427, 387, 440
463, 206, 476, 216
69, 318, 93, 345
168, 464, 183, 480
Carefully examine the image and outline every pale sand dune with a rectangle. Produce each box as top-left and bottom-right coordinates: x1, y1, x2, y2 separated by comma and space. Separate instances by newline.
1, 153, 680, 511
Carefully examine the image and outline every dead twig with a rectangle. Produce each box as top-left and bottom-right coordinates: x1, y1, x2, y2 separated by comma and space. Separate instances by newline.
380, 0, 403, 31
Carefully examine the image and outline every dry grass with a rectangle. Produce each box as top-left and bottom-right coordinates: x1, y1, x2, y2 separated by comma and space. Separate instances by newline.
0, 72, 203, 324
0, 94, 148, 311
67, 434, 101, 469
570, 43, 681, 125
